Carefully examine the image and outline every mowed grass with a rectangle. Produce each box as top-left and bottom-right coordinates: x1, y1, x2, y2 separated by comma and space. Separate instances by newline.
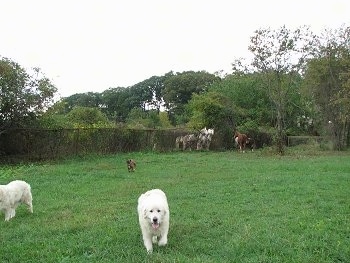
0, 150, 349, 263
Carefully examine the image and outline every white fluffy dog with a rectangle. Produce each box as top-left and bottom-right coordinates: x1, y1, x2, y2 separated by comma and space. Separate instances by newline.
137, 189, 170, 253
0, 180, 33, 221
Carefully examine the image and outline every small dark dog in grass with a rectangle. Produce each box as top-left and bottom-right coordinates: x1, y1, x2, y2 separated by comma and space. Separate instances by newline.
127, 159, 136, 172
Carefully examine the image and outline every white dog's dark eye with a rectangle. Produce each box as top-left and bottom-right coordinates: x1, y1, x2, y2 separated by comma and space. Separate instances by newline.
150, 210, 153, 213
157, 209, 161, 213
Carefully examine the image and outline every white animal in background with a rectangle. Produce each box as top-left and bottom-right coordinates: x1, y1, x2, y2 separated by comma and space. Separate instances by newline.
197, 127, 215, 150
137, 189, 170, 253
0, 180, 33, 221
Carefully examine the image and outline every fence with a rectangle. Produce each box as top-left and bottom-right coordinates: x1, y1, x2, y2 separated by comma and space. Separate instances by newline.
0, 127, 280, 163
0, 128, 232, 163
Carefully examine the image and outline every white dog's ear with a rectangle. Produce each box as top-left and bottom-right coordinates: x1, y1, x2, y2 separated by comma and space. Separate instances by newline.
143, 208, 148, 218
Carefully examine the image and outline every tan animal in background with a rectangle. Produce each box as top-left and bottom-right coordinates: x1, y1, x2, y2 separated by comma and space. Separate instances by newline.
137, 189, 170, 254
0, 180, 33, 221
176, 134, 198, 151
175, 136, 184, 150
127, 159, 136, 172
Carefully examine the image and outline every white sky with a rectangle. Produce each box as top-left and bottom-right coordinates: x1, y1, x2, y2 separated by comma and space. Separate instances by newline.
1, 0, 349, 98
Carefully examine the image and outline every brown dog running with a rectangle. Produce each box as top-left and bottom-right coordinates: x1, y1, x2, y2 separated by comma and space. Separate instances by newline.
127, 159, 136, 172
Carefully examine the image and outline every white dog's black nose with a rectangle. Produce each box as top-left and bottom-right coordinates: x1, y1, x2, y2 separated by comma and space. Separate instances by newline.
153, 217, 158, 223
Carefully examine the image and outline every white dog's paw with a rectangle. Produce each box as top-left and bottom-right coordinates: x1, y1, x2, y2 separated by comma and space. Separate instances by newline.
144, 238, 153, 253
152, 236, 158, 244
4, 210, 12, 221
146, 246, 153, 254
158, 236, 168, 246
10, 209, 16, 218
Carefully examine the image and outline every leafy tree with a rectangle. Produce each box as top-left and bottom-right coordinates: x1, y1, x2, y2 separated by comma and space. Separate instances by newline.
210, 73, 272, 129
100, 74, 170, 123
162, 71, 220, 125
129, 74, 171, 112
126, 108, 161, 129
126, 108, 174, 129
0, 56, 57, 128
100, 87, 133, 123
66, 106, 111, 128
303, 25, 350, 149
51, 74, 171, 126
147, 110, 162, 129
187, 91, 238, 150
38, 112, 67, 129
284, 74, 319, 136
129, 82, 154, 111
187, 91, 236, 131
41, 92, 107, 128
158, 111, 172, 128
233, 26, 316, 154
61, 92, 102, 113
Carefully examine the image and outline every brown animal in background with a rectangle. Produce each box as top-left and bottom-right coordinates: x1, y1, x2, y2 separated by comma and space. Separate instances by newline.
127, 159, 136, 172
234, 131, 251, 153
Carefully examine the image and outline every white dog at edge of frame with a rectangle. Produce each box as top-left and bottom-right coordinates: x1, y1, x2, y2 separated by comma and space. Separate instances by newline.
0, 180, 33, 221
137, 189, 170, 254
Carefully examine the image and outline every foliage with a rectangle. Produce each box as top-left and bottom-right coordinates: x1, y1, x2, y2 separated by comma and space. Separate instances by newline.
0, 152, 349, 262
126, 108, 173, 129
38, 112, 68, 129
126, 108, 153, 129
60, 74, 170, 125
162, 71, 220, 125
303, 25, 350, 150
280, 73, 319, 136
66, 106, 112, 128
158, 111, 172, 128
100, 87, 134, 123
129, 74, 170, 111
209, 71, 315, 142
233, 26, 317, 154
33, 104, 113, 129
187, 91, 235, 131
0, 56, 57, 128
128, 81, 154, 111
62, 92, 102, 112
210, 73, 272, 128
38, 103, 113, 129
37, 100, 71, 128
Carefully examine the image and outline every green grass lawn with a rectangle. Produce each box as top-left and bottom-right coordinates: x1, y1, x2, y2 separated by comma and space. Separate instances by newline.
0, 150, 349, 262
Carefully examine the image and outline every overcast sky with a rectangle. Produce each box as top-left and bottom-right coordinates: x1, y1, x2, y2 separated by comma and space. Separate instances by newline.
1, 0, 349, 98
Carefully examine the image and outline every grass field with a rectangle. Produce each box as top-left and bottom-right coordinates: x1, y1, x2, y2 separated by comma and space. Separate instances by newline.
0, 149, 349, 262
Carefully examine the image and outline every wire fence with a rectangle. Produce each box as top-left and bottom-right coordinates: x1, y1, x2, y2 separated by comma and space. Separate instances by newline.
0, 127, 284, 163
0, 128, 232, 163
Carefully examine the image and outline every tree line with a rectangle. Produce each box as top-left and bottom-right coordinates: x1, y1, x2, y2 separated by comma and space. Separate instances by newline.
1, 24, 349, 154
